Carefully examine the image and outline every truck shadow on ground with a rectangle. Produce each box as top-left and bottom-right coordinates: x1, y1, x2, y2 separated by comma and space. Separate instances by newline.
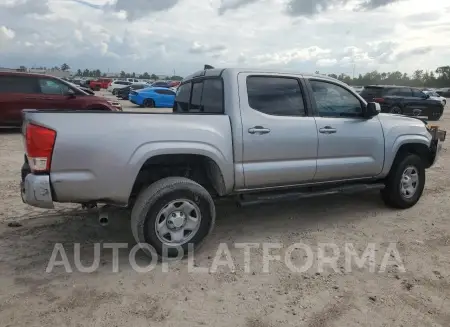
1, 191, 392, 275
0, 128, 21, 134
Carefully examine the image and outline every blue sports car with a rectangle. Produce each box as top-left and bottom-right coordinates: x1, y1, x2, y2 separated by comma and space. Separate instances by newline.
129, 87, 176, 108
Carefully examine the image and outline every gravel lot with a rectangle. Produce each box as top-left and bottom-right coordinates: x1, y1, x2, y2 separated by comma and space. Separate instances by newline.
0, 95, 449, 327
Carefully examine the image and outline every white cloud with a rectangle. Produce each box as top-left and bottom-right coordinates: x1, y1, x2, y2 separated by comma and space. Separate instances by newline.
0, 0, 448, 76
0, 26, 15, 40
317, 58, 338, 67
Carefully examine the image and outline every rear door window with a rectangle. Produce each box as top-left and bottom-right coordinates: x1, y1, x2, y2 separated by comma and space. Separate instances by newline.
359, 87, 383, 98
0, 75, 39, 93
396, 88, 413, 97
411, 89, 425, 97
247, 76, 305, 116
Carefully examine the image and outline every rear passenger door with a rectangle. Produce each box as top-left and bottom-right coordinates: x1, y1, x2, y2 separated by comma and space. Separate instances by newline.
238, 74, 318, 189
0, 75, 40, 125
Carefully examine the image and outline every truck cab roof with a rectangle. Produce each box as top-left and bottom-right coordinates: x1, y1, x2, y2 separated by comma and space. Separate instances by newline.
182, 67, 341, 84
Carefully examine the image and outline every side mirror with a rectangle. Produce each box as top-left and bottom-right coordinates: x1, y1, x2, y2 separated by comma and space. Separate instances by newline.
363, 102, 381, 118
66, 89, 76, 97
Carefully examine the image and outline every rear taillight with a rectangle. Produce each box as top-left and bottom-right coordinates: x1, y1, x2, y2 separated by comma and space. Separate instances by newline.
25, 124, 56, 173
373, 97, 385, 103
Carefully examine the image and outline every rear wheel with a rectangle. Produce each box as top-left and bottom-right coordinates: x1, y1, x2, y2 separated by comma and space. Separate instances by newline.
143, 99, 155, 108
390, 106, 402, 114
131, 177, 216, 258
380, 154, 425, 209
112, 88, 117, 95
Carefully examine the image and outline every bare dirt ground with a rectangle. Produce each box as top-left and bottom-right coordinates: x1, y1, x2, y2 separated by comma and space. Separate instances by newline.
0, 101, 449, 327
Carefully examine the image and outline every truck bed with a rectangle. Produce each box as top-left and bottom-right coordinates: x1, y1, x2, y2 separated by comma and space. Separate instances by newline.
22, 110, 234, 205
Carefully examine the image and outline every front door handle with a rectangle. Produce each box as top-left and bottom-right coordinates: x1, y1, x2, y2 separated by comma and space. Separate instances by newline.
319, 126, 337, 134
248, 126, 271, 135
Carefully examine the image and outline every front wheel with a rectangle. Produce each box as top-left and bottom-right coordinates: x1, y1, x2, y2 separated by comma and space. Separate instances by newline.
143, 99, 155, 108
131, 177, 216, 258
380, 154, 425, 209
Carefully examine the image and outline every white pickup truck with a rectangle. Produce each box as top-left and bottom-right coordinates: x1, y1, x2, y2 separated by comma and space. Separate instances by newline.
20, 67, 446, 258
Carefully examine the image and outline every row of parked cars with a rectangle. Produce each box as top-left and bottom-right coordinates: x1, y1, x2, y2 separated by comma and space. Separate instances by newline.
110, 80, 180, 108
351, 85, 446, 120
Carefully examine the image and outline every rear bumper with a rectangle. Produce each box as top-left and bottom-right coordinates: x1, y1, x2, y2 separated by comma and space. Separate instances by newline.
20, 174, 54, 209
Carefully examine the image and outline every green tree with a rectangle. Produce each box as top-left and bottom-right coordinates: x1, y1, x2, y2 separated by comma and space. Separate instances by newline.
61, 63, 70, 71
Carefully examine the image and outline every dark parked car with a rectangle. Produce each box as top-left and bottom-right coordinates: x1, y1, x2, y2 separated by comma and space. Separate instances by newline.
151, 81, 170, 88
116, 83, 150, 99
360, 85, 444, 121
0, 72, 120, 127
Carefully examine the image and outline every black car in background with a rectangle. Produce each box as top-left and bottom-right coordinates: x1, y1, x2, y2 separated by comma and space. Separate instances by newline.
360, 85, 444, 121
151, 81, 171, 88
116, 83, 150, 99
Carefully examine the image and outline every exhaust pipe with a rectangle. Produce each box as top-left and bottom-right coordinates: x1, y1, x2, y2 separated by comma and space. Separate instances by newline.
98, 213, 109, 226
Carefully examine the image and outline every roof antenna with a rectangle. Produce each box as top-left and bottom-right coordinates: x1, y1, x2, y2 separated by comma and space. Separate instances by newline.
204, 64, 214, 70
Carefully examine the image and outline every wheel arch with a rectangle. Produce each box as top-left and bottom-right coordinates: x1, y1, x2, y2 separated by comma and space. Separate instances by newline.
385, 140, 432, 176
128, 151, 229, 206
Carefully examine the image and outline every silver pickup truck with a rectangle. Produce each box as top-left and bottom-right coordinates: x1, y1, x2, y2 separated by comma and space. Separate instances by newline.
20, 68, 446, 258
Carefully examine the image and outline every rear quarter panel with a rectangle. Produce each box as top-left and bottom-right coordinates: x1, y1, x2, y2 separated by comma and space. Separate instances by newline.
24, 112, 234, 205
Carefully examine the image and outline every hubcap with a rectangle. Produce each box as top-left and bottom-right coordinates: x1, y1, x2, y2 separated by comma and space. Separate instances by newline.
154, 199, 201, 245
391, 107, 401, 114
400, 166, 419, 199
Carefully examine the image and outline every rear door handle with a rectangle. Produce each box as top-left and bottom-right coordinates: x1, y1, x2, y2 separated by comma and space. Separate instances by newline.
319, 126, 337, 134
248, 126, 271, 135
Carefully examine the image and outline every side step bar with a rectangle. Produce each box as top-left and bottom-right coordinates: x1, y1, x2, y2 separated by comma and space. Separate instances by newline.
237, 183, 385, 207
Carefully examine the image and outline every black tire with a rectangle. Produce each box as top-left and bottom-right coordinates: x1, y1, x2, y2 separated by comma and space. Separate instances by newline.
112, 88, 117, 95
428, 114, 440, 121
143, 99, 155, 108
380, 154, 425, 209
443, 99, 446, 106
390, 106, 402, 114
131, 177, 216, 258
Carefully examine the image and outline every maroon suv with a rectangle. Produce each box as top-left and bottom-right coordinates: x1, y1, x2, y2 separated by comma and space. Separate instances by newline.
0, 72, 120, 127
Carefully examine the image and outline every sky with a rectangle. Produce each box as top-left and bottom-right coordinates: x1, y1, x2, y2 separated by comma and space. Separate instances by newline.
0, 0, 449, 77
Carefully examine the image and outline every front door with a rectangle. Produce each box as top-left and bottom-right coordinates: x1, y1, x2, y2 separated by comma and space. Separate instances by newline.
238, 73, 318, 189
35, 77, 85, 110
307, 79, 385, 182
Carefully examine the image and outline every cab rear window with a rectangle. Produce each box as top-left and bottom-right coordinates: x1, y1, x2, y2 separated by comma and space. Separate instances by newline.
173, 78, 224, 114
